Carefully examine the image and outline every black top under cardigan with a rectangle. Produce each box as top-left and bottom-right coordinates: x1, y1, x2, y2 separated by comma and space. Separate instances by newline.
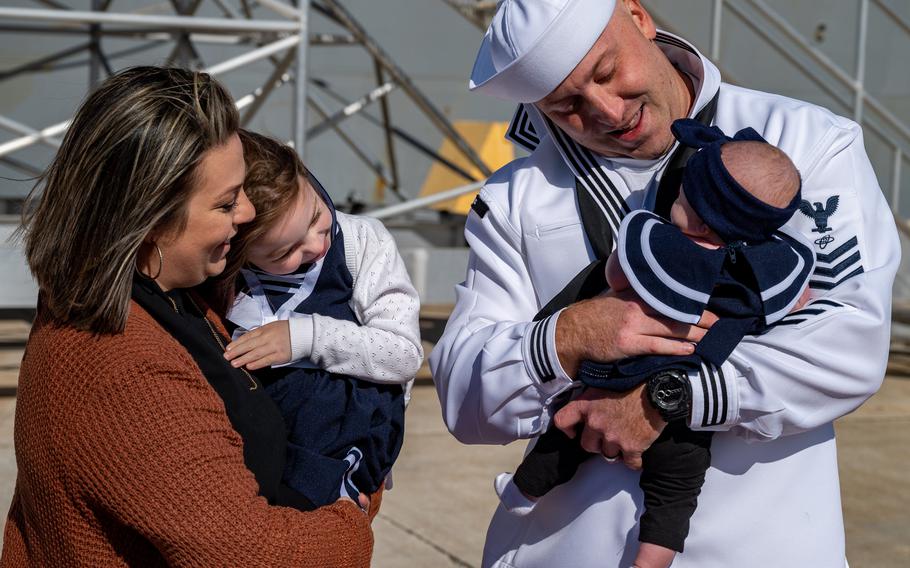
131, 276, 316, 511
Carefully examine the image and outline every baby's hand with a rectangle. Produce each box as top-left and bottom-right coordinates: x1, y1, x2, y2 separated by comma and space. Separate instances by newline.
605, 251, 630, 291
791, 286, 812, 312
224, 320, 291, 370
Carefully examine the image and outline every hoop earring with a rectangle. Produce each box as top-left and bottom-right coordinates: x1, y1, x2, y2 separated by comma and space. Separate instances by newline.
138, 243, 164, 280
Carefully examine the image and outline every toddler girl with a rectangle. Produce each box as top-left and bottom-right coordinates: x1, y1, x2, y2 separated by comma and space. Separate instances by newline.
213, 129, 422, 510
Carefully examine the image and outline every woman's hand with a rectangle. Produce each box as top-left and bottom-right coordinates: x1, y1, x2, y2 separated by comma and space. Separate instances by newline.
224, 321, 292, 370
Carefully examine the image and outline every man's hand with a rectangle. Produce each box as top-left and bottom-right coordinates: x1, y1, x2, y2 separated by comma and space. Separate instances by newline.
553, 384, 665, 470
224, 320, 292, 370
555, 288, 717, 377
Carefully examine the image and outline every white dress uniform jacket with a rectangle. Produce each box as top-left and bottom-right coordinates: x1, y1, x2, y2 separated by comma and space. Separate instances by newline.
429, 32, 900, 567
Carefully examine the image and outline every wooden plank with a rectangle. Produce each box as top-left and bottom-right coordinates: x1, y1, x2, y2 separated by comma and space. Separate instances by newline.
0, 320, 29, 344
419, 304, 454, 320
0, 347, 22, 395
0, 369, 17, 394
415, 340, 435, 383
886, 358, 910, 377
893, 301, 910, 325
0, 349, 23, 369
0, 317, 24, 395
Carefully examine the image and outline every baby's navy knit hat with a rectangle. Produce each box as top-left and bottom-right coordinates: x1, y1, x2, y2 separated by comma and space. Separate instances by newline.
672, 118, 801, 244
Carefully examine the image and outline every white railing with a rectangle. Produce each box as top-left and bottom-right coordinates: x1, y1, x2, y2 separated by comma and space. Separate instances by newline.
375, 0, 908, 224
367, 180, 483, 220
365, 0, 910, 223
0, 6, 311, 158
4, 2, 909, 223
0, 7, 300, 32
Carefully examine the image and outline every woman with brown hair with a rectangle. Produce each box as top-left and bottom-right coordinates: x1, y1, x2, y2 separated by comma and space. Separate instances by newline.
1, 66, 372, 567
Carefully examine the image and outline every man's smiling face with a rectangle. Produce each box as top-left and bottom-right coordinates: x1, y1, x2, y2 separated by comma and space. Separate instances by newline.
535, 0, 693, 161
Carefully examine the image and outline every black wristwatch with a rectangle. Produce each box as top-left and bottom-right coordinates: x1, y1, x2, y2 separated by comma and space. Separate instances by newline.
646, 369, 692, 423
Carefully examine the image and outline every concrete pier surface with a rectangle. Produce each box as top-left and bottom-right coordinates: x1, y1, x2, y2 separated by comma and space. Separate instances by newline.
0, 376, 907, 566
372, 380, 910, 567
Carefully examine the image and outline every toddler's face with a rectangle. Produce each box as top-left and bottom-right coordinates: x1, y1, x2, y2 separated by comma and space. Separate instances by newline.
669, 186, 708, 238
247, 175, 333, 275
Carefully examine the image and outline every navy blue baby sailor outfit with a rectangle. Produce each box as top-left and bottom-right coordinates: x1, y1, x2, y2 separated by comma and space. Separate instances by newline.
229, 173, 405, 509
577, 208, 815, 391
511, 120, 815, 552
577, 121, 814, 389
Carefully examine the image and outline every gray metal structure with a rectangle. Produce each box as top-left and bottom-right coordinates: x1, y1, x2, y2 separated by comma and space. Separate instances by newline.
0, 0, 493, 214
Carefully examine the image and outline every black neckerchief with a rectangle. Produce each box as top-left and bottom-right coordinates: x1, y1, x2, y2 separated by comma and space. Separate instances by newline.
131, 275, 315, 511
654, 93, 720, 218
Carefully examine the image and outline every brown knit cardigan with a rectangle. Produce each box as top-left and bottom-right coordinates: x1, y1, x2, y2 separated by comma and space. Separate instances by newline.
1, 299, 374, 567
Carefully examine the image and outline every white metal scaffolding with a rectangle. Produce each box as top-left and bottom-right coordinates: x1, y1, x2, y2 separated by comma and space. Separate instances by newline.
0, 0, 493, 213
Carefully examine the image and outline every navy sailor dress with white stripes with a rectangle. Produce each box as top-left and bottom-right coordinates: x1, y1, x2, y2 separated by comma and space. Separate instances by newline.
578, 209, 815, 391
229, 193, 405, 509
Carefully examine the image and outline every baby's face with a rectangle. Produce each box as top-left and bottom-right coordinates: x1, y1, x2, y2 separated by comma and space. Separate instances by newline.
247, 175, 333, 275
669, 187, 707, 238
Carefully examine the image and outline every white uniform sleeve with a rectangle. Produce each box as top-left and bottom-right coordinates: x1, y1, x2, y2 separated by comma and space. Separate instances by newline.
429, 187, 576, 445
687, 122, 901, 440
304, 216, 423, 387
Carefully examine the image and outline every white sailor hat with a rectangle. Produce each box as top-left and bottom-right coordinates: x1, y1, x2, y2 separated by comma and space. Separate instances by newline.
469, 0, 617, 103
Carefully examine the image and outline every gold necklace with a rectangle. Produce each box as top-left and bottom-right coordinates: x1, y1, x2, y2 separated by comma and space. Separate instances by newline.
172, 293, 259, 391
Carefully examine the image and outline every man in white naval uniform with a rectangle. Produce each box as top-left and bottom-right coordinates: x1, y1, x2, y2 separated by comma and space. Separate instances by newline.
429, 1, 900, 566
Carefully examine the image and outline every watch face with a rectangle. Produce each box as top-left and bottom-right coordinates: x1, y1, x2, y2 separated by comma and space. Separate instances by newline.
654, 378, 685, 410
650, 371, 689, 417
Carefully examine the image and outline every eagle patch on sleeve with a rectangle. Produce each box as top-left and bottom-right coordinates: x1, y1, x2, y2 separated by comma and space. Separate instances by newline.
799, 196, 839, 234
797, 194, 863, 290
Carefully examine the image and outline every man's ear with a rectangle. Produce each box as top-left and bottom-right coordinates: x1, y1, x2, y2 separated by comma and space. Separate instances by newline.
623, 0, 657, 40
693, 222, 712, 237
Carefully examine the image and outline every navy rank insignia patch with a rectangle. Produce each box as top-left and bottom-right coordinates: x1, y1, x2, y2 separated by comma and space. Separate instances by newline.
809, 235, 863, 290
799, 196, 839, 233
471, 195, 489, 218
814, 234, 835, 249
